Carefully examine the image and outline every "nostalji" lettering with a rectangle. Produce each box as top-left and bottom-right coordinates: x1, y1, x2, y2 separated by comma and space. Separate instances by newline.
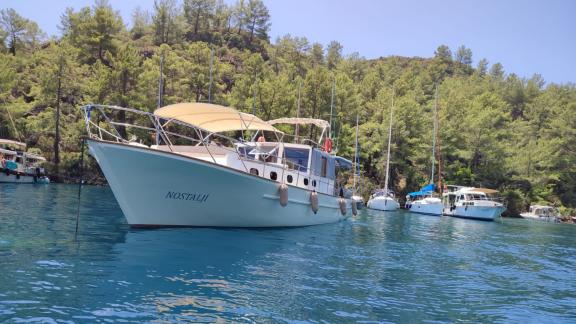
165, 191, 210, 203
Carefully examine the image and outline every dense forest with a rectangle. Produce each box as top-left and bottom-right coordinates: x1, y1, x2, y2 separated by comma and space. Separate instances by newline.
0, 0, 574, 216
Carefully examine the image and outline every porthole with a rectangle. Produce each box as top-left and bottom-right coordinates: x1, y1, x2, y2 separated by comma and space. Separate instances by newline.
250, 168, 259, 176
287, 175, 293, 183
303, 178, 309, 186
270, 171, 278, 181
312, 180, 317, 187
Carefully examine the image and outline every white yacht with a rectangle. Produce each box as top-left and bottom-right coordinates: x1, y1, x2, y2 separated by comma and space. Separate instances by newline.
405, 87, 443, 216
367, 96, 399, 211
520, 205, 559, 222
0, 139, 50, 184
367, 189, 400, 211
405, 184, 443, 216
442, 186, 505, 221
81, 103, 355, 228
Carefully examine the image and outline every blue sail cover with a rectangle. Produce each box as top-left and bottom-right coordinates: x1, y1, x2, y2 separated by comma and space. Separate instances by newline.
407, 183, 436, 197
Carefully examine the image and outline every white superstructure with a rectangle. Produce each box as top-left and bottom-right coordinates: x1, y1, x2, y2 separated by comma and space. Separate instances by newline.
81, 103, 354, 228
442, 186, 505, 221
406, 192, 443, 216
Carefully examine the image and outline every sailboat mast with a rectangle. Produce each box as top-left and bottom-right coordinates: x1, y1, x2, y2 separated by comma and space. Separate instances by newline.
431, 84, 438, 184
208, 47, 214, 103
384, 91, 394, 192
437, 86, 443, 193
353, 114, 359, 191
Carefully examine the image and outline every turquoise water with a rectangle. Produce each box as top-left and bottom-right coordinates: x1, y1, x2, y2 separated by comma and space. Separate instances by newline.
1, 184, 576, 323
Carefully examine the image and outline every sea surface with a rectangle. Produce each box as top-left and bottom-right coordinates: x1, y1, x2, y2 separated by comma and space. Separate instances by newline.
1, 184, 575, 323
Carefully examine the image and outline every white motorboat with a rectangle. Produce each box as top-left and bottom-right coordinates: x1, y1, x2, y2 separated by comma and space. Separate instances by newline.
0, 139, 50, 184
520, 205, 559, 222
442, 186, 505, 221
81, 103, 355, 228
406, 87, 442, 216
367, 94, 399, 211
405, 184, 443, 216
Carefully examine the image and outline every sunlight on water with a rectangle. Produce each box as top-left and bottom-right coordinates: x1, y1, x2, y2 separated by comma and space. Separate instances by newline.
1, 184, 575, 322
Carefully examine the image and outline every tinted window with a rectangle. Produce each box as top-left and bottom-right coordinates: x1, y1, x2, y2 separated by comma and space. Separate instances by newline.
284, 147, 309, 171
287, 175, 293, 183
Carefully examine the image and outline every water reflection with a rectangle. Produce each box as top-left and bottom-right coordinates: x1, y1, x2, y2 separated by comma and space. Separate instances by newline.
1, 185, 576, 322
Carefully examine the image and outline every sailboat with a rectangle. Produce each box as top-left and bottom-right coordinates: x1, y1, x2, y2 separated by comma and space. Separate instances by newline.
351, 114, 364, 210
405, 86, 443, 215
367, 93, 400, 211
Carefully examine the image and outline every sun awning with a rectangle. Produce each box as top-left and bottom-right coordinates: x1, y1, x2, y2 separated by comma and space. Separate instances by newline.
154, 103, 281, 133
471, 188, 499, 194
267, 118, 330, 130
0, 139, 26, 150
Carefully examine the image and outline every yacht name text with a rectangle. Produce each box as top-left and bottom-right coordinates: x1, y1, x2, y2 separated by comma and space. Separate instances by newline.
165, 191, 210, 203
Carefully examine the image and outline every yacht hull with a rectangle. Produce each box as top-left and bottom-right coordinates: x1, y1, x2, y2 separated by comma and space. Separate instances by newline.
88, 139, 350, 227
408, 202, 443, 216
0, 172, 48, 184
367, 197, 399, 211
444, 205, 505, 221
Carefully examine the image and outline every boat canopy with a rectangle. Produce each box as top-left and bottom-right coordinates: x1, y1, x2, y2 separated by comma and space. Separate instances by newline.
407, 183, 435, 197
154, 103, 281, 134
267, 118, 330, 130
469, 187, 499, 194
0, 139, 26, 150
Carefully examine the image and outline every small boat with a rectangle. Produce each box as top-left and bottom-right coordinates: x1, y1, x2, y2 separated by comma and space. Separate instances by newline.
520, 205, 559, 222
405, 184, 443, 216
0, 139, 50, 184
367, 93, 399, 211
367, 189, 400, 211
442, 186, 505, 221
406, 87, 442, 216
81, 103, 355, 228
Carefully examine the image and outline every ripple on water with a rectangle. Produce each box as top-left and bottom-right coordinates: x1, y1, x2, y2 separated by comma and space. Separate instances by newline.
1, 185, 576, 322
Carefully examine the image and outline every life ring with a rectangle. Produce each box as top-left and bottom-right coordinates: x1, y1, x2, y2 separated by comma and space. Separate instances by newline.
323, 138, 333, 153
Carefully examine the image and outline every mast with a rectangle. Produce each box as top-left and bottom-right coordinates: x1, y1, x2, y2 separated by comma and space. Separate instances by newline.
353, 114, 359, 192
295, 81, 302, 141
156, 53, 164, 146
329, 77, 335, 138
384, 90, 394, 192
208, 47, 214, 103
436, 86, 443, 193
431, 84, 438, 184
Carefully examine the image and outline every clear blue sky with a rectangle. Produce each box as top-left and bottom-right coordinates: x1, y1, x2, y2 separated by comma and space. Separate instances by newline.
2, 0, 574, 84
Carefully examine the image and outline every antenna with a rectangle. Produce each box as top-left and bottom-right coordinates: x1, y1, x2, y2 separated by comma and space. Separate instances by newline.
252, 72, 258, 116
208, 47, 214, 103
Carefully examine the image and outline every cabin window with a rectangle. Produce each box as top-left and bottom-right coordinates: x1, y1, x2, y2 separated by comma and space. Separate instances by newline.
283, 147, 309, 171
270, 172, 277, 181
312, 180, 317, 187
249, 168, 259, 176
321, 157, 327, 177
304, 178, 309, 186
287, 175, 293, 183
